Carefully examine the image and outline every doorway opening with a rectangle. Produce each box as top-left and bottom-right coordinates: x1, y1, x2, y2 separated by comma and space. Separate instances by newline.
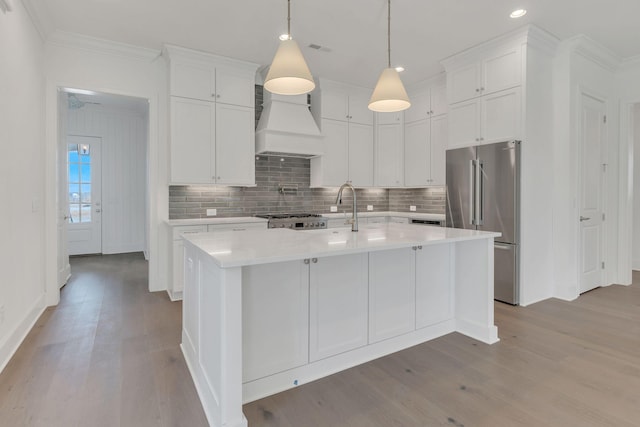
58, 89, 150, 287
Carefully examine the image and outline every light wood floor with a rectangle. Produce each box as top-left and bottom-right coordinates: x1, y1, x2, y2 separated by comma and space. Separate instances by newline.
1, 255, 639, 426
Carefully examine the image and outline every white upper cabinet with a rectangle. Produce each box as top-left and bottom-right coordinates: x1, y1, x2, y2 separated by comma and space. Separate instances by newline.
316, 87, 373, 125
164, 45, 259, 185
374, 119, 404, 187
403, 77, 448, 187
347, 123, 374, 187
311, 79, 374, 187
448, 87, 521, 149
447, 45, 522, 104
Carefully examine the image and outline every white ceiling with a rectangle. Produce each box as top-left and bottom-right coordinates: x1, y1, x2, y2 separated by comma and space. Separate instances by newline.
34, 0, 640, 87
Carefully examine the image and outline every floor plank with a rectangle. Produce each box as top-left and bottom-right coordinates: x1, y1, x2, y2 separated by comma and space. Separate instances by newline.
1, 255, 639, 426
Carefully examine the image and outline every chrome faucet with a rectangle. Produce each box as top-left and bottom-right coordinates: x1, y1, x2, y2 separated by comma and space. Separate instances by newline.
335, 181, 358, 232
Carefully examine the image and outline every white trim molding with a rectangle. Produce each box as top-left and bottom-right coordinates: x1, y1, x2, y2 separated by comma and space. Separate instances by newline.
48, 30, 161, 62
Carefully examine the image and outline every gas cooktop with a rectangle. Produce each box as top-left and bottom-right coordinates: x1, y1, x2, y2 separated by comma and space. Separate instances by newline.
255, 213, 327, 230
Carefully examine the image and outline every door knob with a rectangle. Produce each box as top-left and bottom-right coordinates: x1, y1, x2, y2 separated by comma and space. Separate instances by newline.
580, 216, 590, 222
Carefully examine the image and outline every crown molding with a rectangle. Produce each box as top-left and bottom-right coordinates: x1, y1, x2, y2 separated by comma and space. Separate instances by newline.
562, 35, 621, 72
441, 24, 559, 70
620, 54, 640, 72
48, 31, 160, 62
0, 0, 13, 13
19, 0, 54, 41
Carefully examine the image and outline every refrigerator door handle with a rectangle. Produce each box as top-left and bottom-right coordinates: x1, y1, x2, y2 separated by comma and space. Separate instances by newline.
470, 159, 477, 225
478, 161, 485, 225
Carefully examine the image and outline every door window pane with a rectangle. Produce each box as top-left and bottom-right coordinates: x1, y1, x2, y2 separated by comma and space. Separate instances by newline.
68, 148, 79, 163
80, 184, 91, 203
80, 205, 92, 223
69, 184, 80, 202
69, 204, 80, 223
69, 164, 79, 183
80, 164, 91, 183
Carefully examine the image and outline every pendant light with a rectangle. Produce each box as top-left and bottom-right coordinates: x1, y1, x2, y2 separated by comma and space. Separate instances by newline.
368, 0, 410, 112
264, 0, 315, 95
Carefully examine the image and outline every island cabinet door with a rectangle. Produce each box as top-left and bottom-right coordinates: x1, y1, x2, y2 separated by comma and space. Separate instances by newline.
368, 248, 416, 343
415, 244, 454, 329
242, 261, 310, 383
309, 253, 369, 362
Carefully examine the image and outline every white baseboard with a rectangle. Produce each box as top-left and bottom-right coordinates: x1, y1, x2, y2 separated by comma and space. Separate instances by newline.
102, 244, 144, 255
0, 294, 46, 374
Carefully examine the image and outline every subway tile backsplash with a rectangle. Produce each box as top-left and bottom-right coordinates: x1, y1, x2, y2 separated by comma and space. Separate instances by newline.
169, 156, 446, 219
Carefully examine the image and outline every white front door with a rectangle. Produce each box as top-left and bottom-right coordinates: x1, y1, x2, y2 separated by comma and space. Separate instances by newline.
579, 93, 606, 293
67, 135, 102, 255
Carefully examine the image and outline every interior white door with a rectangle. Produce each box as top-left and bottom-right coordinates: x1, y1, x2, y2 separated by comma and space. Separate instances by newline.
579, 93, 606, 293
67, 135, 102, 255
57, 91, 70, 287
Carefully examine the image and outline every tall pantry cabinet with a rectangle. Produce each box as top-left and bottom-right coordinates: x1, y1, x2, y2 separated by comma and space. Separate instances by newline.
441, 25, 559, 306
164, 45, 259, 186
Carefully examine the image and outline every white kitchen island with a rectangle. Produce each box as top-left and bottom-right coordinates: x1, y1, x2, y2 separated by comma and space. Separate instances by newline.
181, 223, 500, 427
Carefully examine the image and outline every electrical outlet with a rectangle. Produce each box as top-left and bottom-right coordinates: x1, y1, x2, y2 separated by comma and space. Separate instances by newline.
330, 206, 338, 213
206, 209, 217, 216
367, 205, 374, 211
409, 205, 417, 212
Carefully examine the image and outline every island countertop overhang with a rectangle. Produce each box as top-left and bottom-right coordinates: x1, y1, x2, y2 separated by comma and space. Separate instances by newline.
182, 224, 501, 268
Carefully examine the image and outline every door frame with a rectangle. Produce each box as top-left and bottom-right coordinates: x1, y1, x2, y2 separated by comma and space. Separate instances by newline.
45, 82, 157, 307
576, 86, 608, 293
618, 98, 640, 283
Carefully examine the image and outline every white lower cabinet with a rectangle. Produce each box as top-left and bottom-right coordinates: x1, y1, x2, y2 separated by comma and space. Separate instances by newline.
309, 254, 369, 361
369, 244, 453, 342
242, 261, 310, 383
369, 248, 416, 343
243, 253, 369, 381
415, 244, 454, 328
171, 225, 207, 299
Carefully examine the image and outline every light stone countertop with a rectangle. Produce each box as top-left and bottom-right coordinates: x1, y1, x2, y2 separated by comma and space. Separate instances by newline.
165, 211, 444, 227
321, 211, 445, 221
183, 223, 499, 268
165, 217, 268, 227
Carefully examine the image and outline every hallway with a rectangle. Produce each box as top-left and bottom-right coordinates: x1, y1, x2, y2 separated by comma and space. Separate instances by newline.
0, 253, 208, 427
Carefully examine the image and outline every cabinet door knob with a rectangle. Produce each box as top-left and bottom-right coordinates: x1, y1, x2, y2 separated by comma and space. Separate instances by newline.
476, 88, 480, 93
216, 94, 221, 98
212, 93, 216, 97
304, 259, 310, 264
430, 110, 434, 114
412, 246, 417, 251
475, 138, 480, 142
417, 245, 423, 250
480, 87, 485, 91
312, 258, 318, 263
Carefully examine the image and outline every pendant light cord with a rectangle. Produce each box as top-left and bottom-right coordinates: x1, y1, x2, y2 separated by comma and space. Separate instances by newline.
287, 0, 291, 38
387, 0, 391, 68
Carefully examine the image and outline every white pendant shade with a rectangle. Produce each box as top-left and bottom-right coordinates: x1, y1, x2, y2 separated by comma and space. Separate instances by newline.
368, 68, 411, 112
264, 38, 315, 95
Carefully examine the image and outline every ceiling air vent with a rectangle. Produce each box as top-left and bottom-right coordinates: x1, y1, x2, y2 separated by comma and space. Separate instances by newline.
308, 44, 332, 53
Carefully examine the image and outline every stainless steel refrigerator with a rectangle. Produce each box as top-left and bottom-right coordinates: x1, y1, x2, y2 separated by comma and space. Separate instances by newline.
446, 140, 520, 305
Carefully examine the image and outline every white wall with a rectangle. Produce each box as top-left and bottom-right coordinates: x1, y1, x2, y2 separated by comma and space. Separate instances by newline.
68, 105, 147, 254
552, 38, 620, 300
44, 33, 169, 306
0, 2, 47, 372
633, 104, 640, 270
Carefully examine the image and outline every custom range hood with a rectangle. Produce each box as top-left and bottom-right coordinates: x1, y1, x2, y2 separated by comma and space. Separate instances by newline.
256, 92, 323, 158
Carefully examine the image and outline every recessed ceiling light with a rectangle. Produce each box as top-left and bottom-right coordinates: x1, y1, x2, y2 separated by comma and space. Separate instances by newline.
395, 66, 405, 72
279, 33, 290, 41
510, 9, 527, 18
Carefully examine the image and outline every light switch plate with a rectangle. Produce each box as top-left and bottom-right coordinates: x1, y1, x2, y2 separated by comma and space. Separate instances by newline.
206, 209, 217, 216
330, 206, 338, 212
409, 205, 417, 212
367, 205, 373, 211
